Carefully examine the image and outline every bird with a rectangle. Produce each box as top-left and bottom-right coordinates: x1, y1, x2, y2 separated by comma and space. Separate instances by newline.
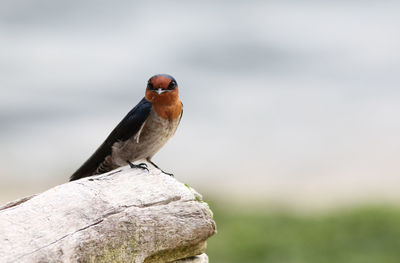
69, 74, 183, 181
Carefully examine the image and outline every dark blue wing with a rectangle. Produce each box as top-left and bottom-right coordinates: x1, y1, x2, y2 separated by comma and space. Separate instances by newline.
70, 97, 152, 181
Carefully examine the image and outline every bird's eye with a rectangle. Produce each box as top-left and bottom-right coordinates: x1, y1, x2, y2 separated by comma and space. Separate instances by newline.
168, 81, 176, 90
147, 82, 154, 90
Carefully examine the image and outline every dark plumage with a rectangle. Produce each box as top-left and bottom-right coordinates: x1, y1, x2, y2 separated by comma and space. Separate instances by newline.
70, 74, 182, 181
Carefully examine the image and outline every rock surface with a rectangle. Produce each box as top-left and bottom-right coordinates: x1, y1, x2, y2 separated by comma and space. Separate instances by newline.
0, 166, 216, 263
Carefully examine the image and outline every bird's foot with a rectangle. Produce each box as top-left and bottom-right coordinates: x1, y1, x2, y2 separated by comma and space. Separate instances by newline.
145, 158, 173, 176
153, 166, 174, 177
127, 161, 148, 172
162, 171, 174, 177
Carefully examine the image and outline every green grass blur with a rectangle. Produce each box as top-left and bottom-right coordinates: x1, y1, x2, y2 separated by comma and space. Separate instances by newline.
207, 204, 400, 263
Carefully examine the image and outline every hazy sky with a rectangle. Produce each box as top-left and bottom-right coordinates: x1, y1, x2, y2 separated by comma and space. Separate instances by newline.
1, 0, 400, 206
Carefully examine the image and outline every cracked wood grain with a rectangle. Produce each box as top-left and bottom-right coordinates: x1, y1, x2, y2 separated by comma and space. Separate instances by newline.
0, 166, 216, 263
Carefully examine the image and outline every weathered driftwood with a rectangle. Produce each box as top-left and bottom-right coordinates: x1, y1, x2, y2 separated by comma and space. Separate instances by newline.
0, 166, 216, 263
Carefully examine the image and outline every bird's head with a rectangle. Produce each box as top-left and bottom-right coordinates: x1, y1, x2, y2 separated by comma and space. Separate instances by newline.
145, 74, 179, 105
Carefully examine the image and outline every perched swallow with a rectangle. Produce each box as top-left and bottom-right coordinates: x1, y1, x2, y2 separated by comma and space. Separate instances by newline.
70, 74, 183, 181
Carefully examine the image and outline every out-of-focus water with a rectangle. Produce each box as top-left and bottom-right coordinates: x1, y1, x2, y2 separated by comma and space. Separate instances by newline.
1, 0, 400, 206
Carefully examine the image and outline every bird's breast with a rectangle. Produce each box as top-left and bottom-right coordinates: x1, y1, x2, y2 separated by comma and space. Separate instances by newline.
140, 109, 180, 145
111, 108, 181, 166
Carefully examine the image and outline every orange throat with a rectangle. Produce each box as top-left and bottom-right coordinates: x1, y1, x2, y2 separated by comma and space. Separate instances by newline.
145, 88, 182, 120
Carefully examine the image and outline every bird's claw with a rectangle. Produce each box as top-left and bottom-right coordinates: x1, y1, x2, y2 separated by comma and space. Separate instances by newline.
137, 163, 149, 171
145, 158, 173, 176
163, 171, 174, 177
127, 161, 149, 172
137, 162, 148, 168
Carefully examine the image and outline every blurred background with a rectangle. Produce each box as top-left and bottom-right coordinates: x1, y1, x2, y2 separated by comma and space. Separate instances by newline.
1, 0, 400, 262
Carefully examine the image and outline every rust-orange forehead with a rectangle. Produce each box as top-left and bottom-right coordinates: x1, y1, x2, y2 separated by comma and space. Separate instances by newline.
150, 75, 172, 90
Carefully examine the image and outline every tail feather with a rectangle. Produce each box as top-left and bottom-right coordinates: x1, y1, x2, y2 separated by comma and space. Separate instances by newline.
69, 142, 112, 181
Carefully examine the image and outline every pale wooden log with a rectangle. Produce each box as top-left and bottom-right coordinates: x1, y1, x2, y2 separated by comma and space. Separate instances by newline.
0, 166, 216, 263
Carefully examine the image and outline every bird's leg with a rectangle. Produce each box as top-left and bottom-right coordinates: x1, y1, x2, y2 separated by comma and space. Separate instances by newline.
127, 160, 148, 172
146, 158, 174, 176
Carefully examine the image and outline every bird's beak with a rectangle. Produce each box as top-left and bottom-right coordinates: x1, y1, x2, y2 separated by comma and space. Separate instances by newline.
155, 88, 168, 95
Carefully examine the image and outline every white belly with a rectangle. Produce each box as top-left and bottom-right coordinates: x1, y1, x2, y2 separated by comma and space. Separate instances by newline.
111, 109, 181, 166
